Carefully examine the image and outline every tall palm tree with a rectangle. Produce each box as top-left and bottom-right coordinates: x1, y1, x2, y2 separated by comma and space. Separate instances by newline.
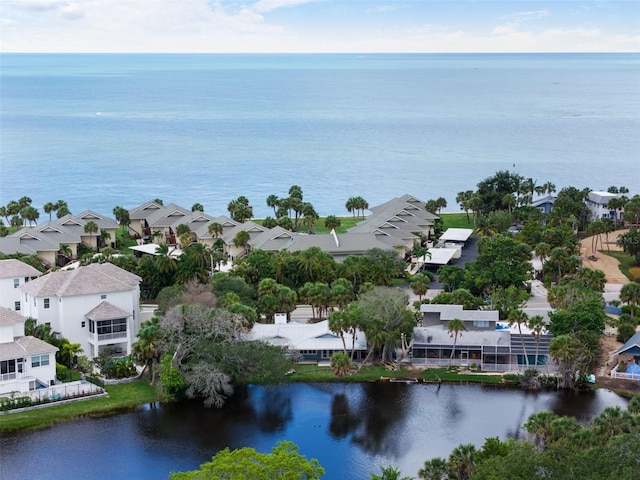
593, 406, 635, 440
370, 465, 412, 480
84, 220, 99, 250
528, 315, 546, 367
410, 273, 431, 303
447, 318, 466, 367
534, 242, 551, 266
549, 334, 576, 388
59, 244, 73, 265
523, 411, 557, 450
43, 202, 55, 221
132, 317, 160, 384
508, 308, 530, 368
61, 342, 84, 369
266, 194, 279, 216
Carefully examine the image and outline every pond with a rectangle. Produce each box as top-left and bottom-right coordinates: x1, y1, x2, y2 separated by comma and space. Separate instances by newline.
0, 382, 629, 480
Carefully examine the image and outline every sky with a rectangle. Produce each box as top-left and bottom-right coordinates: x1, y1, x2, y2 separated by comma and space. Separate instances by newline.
0, 0, 639, 53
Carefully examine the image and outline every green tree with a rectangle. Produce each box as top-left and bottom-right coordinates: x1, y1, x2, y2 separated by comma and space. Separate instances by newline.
330, 351, 352, 377
549, 334, 577, 388
324, 215, 341, 231
191, 202, 204, 212
83, 220, 99, 251
132, 317, 160, 382
112, 206, 131, 234
619, 282, 640, 320
528, 315, 547, 366
159, 354, 186, 402
616, 227, 640, 263
447, 318, 466, 367
60, 342, 83, 369
507, 308, 530, 367
266, 194, 279, 216
410, 273, 431, 303
21, 206, 40, 226
233, 230, 251, 256
169, 441, 325, 480
370, 465, 412, 480
418, 457, 449, 480
448, 443, 476, 480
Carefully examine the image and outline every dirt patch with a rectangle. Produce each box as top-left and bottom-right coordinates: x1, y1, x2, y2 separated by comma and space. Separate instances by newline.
580, 230, 630, 284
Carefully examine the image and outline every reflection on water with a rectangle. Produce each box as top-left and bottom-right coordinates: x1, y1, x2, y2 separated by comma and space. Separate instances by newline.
0, 383, 629, 480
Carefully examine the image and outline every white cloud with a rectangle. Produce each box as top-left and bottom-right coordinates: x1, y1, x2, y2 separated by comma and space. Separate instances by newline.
252, 0, 317, 13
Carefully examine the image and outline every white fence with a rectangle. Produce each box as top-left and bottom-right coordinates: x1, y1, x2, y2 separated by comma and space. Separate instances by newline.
610, 364, 640, 381
7, 380, 104, 403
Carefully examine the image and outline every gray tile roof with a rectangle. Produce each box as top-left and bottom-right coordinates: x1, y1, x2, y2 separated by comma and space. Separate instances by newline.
19, 263, 141, 297
0, 259, 43, 279
85, 301, 132, 320
128, 201, 165, 220
0, 336, 58, 361
0, 306, 26, 327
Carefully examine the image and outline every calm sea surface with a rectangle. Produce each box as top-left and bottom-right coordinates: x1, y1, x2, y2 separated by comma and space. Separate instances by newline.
1, 53, 639, 218
0, 383, 630, 480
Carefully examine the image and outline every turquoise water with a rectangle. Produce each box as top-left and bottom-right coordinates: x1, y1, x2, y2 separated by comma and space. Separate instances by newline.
1, 53, 639, 218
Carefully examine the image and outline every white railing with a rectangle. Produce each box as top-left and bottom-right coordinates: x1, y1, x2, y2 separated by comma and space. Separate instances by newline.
96, 331, 127, 342
610, 364, 640, 381
0, 372, 17, 382
1, 380, 104, 404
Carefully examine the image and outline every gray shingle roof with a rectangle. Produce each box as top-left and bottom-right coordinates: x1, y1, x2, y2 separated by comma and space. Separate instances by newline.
0, 336, 58, 361
0, 306, 26, 327
0, 259, 43, 279
19, 263, 141, 297
85, 301, 132, 320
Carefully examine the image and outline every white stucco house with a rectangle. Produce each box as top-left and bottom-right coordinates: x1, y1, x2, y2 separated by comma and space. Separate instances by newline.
18, 263, 142, 359
0, 259, 43, 313
586, 191, 624, 222
0, 307, 58, 395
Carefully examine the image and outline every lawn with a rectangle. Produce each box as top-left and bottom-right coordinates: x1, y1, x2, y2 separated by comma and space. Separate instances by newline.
286, 364, 502, 384
440, 213, 474, 230
0, 380, 159, 434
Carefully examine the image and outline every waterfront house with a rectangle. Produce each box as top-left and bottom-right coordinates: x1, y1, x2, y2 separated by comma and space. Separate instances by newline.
530, 195, 556, 215
18, 263, 141, 359
249, 319, 368, 363
0, 306, 58, 394
411, 304, 553, 371
0, 211, 119, 267
0, 259, 42, 313
586, 191, 624, 222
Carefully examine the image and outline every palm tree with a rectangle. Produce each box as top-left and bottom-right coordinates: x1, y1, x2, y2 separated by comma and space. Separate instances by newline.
43, 202, 55, 221
345, 197, 357, 219
534, 242, 551, 266
233, 230, 251, 257
601, 217, 615, 253
84, 220, 99, 250
324, 215, 341, 231
410, 273, 431, 303
619, 281, 640, 321
456, 190, 474, 224
132, 317, 160, 383
418, 457, 449, 480
508, 308, 530, 367
61, 342, 84, 369
447, 318, 466, 367
191, 202, 204, 212
549, 334, 576, 388
155, 243, 177, 274
330, 351, 351, 377
266, 194, 279, 216
100, 229, 111, 250
523, 411, 557, 450
59, 244, 73, 265
528, 315, 546, 367
593, 406, 635, 440
328, 310, 349, 354
448, 443, 476, 480
370, 465, 412, 480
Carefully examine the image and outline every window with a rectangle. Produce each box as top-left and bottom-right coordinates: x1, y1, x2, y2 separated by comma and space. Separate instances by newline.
31, 354, 50, 368
321, 350, 331, 359
89, 320, 95, 333
13, 278, 19, 288
101, 294, 107, 299
44, 298, 50, 309
82, 321, 86, 328
97, 318, 127, 336
15, 301, 20, 311
473, 320, 490, 328
24, 277, 29, 283
17, 359, 23, 373
1, 359, 16, 375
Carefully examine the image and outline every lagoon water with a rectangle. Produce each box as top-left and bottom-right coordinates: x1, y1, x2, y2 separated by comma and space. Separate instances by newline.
1, 53, 639, 218
0, 383, 630, 480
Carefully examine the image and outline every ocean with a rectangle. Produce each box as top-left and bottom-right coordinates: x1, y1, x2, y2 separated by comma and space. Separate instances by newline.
1, 53, 639, 219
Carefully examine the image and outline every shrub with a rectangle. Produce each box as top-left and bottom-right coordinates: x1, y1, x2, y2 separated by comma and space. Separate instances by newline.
617, 322, 637, 343
628, 266, 640, 282
330, 352, 352, 377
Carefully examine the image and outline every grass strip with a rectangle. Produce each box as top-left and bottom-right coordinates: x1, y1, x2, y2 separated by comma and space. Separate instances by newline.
0, 380, 159, 434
